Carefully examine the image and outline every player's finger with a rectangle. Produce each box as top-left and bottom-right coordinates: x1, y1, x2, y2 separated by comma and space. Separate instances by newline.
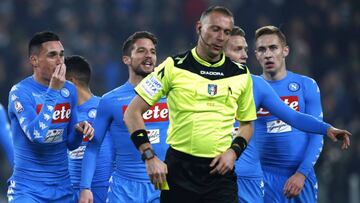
209, 155, 220, 168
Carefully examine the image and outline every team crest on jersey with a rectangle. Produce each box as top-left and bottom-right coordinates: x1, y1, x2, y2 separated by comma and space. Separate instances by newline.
61, 87, 70, 98
14, 101, 24, 113
88, 108, 97, 119
288, 82, 300, 92
208, 84, 217, 96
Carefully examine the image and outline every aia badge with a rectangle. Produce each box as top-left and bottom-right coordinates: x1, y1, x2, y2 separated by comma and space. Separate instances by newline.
288, 82, 300, 92
208, 84, 217, 96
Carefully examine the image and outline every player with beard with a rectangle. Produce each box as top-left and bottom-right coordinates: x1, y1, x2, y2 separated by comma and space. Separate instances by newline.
225, 26, 351, 203
79, 31, 169, 203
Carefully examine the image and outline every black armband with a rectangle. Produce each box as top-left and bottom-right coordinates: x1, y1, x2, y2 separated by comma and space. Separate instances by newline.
131, 129, 150, 149
229, 136, 248, 160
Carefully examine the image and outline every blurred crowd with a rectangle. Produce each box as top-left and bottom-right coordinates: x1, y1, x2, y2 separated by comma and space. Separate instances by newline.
0, 0, 359, 202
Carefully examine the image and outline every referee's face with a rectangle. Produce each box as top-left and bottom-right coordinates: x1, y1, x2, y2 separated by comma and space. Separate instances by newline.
198, 11, 233, 60
128, 38, 157, 77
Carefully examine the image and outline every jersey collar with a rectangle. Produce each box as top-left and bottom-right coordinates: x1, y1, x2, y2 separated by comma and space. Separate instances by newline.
191, 48, 225, 68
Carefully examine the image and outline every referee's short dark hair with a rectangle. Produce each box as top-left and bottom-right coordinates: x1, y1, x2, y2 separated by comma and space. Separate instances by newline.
28, 31, 60, 56
65, 55, 92, 87
200, 6, 233, 22
122, 31, 157, 57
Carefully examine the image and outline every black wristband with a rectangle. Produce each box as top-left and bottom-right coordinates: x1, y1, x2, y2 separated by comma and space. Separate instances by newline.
229, 136, 248, 160
131, 129, 150, 149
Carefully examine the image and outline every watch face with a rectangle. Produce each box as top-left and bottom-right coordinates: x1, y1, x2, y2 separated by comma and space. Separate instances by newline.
142, 148, 155, 161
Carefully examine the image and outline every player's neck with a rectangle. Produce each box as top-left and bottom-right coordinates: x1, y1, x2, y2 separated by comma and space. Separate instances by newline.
33, 73, 50, 87
263, 66, 287, 81
77, 86, 92, 105
128, 73, 145, 86
195, 44, 221, 63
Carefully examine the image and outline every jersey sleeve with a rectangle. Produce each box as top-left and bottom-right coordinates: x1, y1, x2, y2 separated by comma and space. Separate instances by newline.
80, 97, 112, 189
8, 85, 61, 143
135, 57, 173, 106
66, 84, 83, 150
236, 68, 257, 121
297, 78, 324, 177
0, 104, 13, 167
258, 77, 330, 135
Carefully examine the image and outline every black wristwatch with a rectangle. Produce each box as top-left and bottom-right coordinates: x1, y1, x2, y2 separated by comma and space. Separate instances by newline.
141, 148, 156, 162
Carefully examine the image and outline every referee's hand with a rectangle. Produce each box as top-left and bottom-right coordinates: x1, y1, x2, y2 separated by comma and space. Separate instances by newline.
145, 156, 168, 189
209, 149, 237, 175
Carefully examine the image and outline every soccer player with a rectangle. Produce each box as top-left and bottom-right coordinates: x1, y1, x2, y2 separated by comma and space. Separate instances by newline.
225, 26, 352, 203
124, 6, 256, 203
0, 103, 13, 168
79, 31, 169, 203
6, 31, 93, 203
253, 25, 326, 202
65, 55, 114, 203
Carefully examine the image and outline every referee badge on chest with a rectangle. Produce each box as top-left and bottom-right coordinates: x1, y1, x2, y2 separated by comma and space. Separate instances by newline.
208, 84, 217, 96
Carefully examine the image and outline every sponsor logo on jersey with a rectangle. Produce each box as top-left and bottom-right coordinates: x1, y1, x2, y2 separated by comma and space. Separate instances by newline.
266, 120, 292, 133
122, 102, 169, 123
147, 129, 160, 144
14, 101, 24, 113
44, 128, 64, 143
257, 96, 300, 117
200, 70, 224, 76
69, 145, 86, 159
61, 87, 70, 98
36, 103, 71, 123
208, 84, 218, 96
141, 75, 162, 97
288, 82, 300, 92
88, 108, 97, 119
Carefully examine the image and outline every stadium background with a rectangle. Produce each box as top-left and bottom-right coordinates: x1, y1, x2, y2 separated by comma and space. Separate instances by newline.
0, 0, 358, 202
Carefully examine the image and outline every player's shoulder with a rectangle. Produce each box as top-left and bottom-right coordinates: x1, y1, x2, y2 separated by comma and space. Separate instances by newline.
224, 58, 248, 75
289, 71, 318, 85
9, 76, 32, 94
102, 82, 133, 100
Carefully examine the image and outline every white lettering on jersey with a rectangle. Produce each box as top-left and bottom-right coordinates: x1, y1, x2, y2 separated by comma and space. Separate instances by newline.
69, 146, 86, 159
147, 129, 160, 144
266, 120, 292, 133
44, 129, 64, 143
200, 70, 224, 76
141, 75, 162, 97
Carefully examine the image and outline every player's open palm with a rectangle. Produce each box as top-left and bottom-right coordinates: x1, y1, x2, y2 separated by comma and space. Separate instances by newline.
283, 172, 305, 198
79, 189, 93, 203
49, 63, 66, 90
145, 156, 168, 189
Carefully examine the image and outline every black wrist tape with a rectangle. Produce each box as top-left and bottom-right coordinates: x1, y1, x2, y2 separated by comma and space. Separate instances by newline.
230, 136, 248, 160
131, 129, 150, 149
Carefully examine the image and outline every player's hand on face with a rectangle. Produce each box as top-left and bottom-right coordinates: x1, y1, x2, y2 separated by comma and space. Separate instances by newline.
283, 172, 306, 198
145, 156, 168, 190
49, 63, 66, 90
209, 148, 237, 175
76, 121, 94, 141
79, 189, 93, 203
327, 126, 352, 150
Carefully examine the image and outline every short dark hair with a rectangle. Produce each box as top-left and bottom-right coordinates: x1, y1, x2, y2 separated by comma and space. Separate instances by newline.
122, 31, 157, 56
65, 55, 92, 86
200, 6, 233, 22
255, 25, 287, 46
231, 26, 245, 37
28, 31, 60, 56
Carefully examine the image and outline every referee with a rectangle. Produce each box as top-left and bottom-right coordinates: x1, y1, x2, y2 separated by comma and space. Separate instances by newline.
124, 6, 257, 203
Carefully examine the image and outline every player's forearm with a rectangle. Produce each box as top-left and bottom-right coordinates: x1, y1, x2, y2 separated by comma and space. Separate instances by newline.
79, 141, 99, 189
297, 134, 323, 177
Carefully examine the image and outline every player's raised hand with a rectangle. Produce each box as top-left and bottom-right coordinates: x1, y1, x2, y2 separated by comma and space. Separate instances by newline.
327, 126, 351, 150
76, 121, 94, 141
49, 63, 66, 90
